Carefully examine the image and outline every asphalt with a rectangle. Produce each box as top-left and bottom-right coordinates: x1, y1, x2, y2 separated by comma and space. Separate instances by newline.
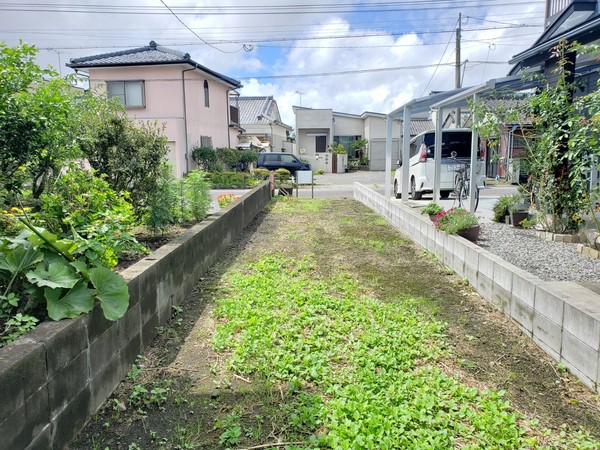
210, 171, 518, 222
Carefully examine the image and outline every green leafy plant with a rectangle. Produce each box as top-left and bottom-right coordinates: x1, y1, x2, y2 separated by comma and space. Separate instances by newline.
182, 170, 212, 222
191, 146, 217, 172
492, 194, 522, 223
252, 168, 270, 180
433, 208, 478, 234
206, 171, 257, 188
328, 142, 347, 154
274, 168, 291, 182
422, 203, 443, 216
143, 163, 178, 234
0, 219, 129, 344
217, 194, 240, 209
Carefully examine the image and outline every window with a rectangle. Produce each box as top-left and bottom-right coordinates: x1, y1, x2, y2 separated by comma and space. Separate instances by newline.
334, 135, 362, 157
204, 80, 209, 107
106, 81, 145, 108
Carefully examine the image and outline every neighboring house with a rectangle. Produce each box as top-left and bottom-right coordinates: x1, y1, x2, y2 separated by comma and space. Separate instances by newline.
231, 96, 294, 152
68, 41, 242, 178
508, 0, 600, 186
293, 106, 459, 172
509, 0, 600, 92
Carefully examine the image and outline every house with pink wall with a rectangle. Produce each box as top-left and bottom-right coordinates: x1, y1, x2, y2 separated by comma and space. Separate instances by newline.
68, 41, 242, 177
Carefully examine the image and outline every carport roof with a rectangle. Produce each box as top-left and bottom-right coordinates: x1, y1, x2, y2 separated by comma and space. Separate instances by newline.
387, 75, 542, 120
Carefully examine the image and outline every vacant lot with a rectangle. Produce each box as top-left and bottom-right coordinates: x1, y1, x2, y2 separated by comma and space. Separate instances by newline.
70, 198, 600, 449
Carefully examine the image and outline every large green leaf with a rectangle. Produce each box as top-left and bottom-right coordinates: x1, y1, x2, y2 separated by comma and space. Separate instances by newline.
45, 283, 95, 320
26, 261, 79, 289
88, 267, 129, 321
0, 245, 44, 274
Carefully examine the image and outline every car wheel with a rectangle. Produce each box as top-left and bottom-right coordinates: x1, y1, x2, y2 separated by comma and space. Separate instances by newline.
411, 178, 422, 200
440, 190, 450, 199
394, 180, 401, 199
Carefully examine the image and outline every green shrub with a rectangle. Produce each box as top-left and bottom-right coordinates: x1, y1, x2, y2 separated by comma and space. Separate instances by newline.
191, 146, 218, 172
252, 168, 270, 180
422, 203, 443, 216
183, 170, 212, 221
492, 194, 520, 223
143, 163, 178, 234
37, 168, 145, 268
274, 168, 291, 182
207, 172, 257, 188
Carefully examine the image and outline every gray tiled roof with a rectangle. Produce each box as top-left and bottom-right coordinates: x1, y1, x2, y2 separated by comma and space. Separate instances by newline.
231, 96, 292, 129
68, 41, 241, 88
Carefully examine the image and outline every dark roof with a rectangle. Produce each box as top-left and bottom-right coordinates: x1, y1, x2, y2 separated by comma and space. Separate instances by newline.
68, 41, 241, 88
509, 2, 600, 72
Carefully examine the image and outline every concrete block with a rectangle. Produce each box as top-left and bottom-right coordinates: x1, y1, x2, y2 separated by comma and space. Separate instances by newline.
477, 252, 497, 280
91, 352, 127, 415
89, 324, 119, 377
141, 311, 159, 350
48, 350, 89, 419
27, 319, 86, 377
561, 359, 595, 391
492, 284, 512, 314
26, 424, 51, 450
511, 298, 534, 336
83, 304, 112, 344
532, 313, 562, 360
477, 273, 494, 301
452, 257, 465, 276
49, 386, 92, 450
0, 385, 49, 450
463, 262, 478, 288
463, 245, 480, 272
534, 283, 565, 325
120, 268, 141, 307
511, 269, 538, 308
492, 258, 514, 293
0, 339, 47, 421
118, 302, 142, 345
563, 297, 600, 351
561, 330, 598, 385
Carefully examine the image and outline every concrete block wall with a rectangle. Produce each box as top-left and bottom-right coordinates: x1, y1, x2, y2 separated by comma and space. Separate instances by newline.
354, 182, 600, 392
0, 182, 271, 450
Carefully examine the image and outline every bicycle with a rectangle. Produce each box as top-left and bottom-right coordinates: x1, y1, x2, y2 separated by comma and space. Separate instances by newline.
450, 151, 479, 212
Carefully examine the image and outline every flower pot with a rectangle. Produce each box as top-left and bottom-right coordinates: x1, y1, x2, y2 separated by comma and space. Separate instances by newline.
510, 211, 528, 228
429, 214, 438, 222
457, 225, 480, 243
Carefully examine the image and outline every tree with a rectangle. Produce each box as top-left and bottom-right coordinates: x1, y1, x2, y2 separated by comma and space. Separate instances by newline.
78, 100, 170, 217
0, 42, 82, 201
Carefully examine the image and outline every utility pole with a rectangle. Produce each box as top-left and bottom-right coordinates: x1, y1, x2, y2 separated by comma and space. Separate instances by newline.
295, 91, 306, 107
455, 13, 462, 127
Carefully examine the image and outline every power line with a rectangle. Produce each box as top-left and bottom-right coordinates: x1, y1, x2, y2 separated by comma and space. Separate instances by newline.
420, 17, 458, 96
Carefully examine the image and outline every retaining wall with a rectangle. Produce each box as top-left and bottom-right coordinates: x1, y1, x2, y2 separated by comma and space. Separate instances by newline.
0, 182, 271, 450
354, 183, 600, 392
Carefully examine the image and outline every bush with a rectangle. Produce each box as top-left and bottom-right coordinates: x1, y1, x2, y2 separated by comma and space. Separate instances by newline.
274, 168, 291, 182
191, 146, 218, 172
36, 168, 145, 268
207, 172, 257, 188
492, 194, 521, 223
434, 208, 478, 234
143, 163, 178, 234
252, 168, 270, 180
182, 170, 212, 222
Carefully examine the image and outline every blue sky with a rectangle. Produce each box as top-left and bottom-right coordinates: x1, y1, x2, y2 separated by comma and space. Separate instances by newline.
0, 0, 546, 126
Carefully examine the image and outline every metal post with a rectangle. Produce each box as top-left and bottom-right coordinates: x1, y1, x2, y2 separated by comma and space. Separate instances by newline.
385, 115, 393, 198
402, 106, 412, 201
469, 94, 479, 212
434, 108, 443, 201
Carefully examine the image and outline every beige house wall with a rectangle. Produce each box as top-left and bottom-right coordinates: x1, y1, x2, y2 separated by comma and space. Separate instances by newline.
88, 64, 234, 178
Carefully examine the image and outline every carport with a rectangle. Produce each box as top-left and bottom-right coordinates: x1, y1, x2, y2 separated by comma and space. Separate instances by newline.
384, 75, 540, 212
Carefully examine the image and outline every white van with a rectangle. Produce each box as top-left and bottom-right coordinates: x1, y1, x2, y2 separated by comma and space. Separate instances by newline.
393, 128, 485, 199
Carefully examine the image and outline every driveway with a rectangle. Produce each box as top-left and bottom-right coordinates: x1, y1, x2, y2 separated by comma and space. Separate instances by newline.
296, 171, 517, 223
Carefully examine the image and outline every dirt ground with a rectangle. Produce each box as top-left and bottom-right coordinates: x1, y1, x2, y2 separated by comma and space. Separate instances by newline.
69, 198, 600, 449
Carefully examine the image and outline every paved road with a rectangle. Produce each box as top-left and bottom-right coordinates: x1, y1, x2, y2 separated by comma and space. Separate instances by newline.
212, 171, 518, 222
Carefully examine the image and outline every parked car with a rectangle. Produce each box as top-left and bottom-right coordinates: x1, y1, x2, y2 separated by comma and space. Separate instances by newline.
393, 128, 486, 200
257, 152, 311, 175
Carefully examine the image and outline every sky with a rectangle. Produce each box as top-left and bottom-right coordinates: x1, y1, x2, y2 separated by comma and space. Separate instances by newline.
0, 0, 547, 127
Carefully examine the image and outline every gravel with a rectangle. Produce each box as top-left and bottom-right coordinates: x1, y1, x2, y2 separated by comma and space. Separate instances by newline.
478, 223, 600, 282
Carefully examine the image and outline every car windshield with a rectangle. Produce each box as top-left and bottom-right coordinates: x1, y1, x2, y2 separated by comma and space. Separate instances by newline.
423, 132, 476, 158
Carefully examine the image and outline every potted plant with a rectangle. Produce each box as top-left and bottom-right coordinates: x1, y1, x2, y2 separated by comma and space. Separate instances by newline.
434, 207, 480, 242
422, 203, 444, 221
509, 204, 530, 228
492, 194, 520, 224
